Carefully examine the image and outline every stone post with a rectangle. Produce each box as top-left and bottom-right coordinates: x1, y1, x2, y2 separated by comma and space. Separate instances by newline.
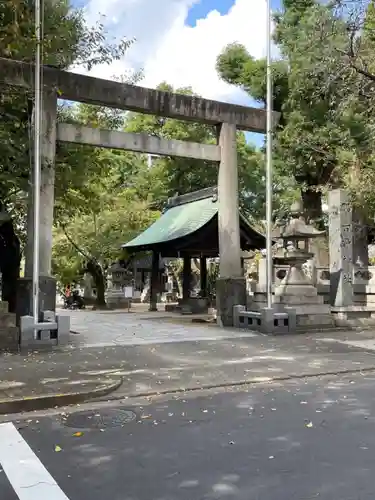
216, 123, 246, 326
149, 251, 159, 311
17, 91, 57, 321
200, 257, 207, 296
182, 256, 192, 301
328, 189, 354, 307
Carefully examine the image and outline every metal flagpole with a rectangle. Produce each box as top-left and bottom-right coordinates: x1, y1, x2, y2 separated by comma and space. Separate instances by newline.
265, 0, 273, 309
33, 0, 42, 330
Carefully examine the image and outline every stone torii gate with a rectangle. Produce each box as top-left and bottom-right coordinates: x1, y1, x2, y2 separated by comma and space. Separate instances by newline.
0, 57, 275, 326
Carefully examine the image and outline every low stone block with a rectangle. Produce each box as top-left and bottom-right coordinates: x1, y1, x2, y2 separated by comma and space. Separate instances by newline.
233, 305, 294, 334
42, 310, 55, 322
41, 329, 52, 341
19, 315, 58, 350
260, 307, 291, 335
57, 314, 70, 345
233, 305, 246, 328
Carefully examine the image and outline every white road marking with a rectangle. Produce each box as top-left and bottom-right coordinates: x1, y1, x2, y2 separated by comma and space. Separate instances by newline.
0, 422, 69, 500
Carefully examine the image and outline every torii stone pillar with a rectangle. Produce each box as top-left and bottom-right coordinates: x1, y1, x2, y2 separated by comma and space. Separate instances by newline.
18, 90, 57, 318
216, 123, 246, 327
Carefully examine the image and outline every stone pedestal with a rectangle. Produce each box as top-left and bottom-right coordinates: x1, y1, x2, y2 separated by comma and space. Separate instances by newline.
16, 276, 56, 326
253, 281, 333, 329
216, 277, 246, 327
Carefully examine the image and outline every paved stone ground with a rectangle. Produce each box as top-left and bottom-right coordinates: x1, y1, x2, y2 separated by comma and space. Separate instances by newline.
65, 307, 258, 347
3, 372, 375, 499
2, 308, 375, 408
3, 307, 375, 412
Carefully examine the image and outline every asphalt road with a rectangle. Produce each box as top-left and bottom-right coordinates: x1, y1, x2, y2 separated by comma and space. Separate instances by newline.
2, 372, 375, 500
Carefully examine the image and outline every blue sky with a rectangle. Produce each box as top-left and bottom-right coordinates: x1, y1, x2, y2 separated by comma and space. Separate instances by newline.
185, 0, 282, 148
72, 0, 283, 148
187, 0, 282, 26
186, 0, 281, 147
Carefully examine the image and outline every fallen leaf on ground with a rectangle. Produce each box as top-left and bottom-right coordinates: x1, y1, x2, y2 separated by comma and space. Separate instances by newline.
54, 445, 62, 452
72, 432, 83, 437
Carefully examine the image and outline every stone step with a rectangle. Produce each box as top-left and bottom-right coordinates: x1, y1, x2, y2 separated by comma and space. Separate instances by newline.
0, 326, 19, 351
0, 313, 16, 328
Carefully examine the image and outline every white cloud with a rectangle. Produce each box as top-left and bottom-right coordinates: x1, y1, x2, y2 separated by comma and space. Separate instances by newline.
75, 0, 269, 104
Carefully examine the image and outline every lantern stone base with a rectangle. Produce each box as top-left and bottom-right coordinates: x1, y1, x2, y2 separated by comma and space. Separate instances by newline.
249, 284, 334, 330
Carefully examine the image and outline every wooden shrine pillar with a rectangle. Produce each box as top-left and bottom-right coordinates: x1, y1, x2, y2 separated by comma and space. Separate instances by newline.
200, 256, 208, 297
182, 256, 192, 301
149, 250, 159, 311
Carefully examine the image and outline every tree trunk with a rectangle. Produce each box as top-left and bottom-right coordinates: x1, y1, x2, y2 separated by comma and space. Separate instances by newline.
0, 218, 21, 313
301, 189, 330, 266
301, 188, 323, 225
86, 260, 106, 308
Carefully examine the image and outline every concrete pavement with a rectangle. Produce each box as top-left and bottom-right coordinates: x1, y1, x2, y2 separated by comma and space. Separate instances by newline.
2, 307, 375, 412
66, 307, 258, 347
2, 372, 375, 499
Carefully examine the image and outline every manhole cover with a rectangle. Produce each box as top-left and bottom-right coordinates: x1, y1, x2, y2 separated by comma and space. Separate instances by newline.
64, 409, 137, 429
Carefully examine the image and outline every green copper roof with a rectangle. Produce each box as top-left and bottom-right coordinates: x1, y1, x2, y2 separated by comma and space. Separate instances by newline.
123, 196, 218, 250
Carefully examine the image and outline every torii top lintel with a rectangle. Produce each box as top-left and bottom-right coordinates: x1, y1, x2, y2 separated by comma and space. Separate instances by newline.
0, 57, 279, 132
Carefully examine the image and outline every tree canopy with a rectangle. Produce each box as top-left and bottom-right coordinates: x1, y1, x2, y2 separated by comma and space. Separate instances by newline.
216, 0, 375, 226
0, 0, 135, 308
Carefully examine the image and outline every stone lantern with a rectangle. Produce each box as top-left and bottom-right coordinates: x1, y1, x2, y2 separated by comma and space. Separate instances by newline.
274, 200, 325, 295
106, 262, 132, 309
271, 200, 333, 328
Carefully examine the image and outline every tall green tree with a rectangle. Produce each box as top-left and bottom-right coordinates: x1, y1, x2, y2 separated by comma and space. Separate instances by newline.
274, 0, 375, 229
0, 0, 132, 310
124, 83, 267, 218
53, 102, 158, 306
216, 0, 341, 224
